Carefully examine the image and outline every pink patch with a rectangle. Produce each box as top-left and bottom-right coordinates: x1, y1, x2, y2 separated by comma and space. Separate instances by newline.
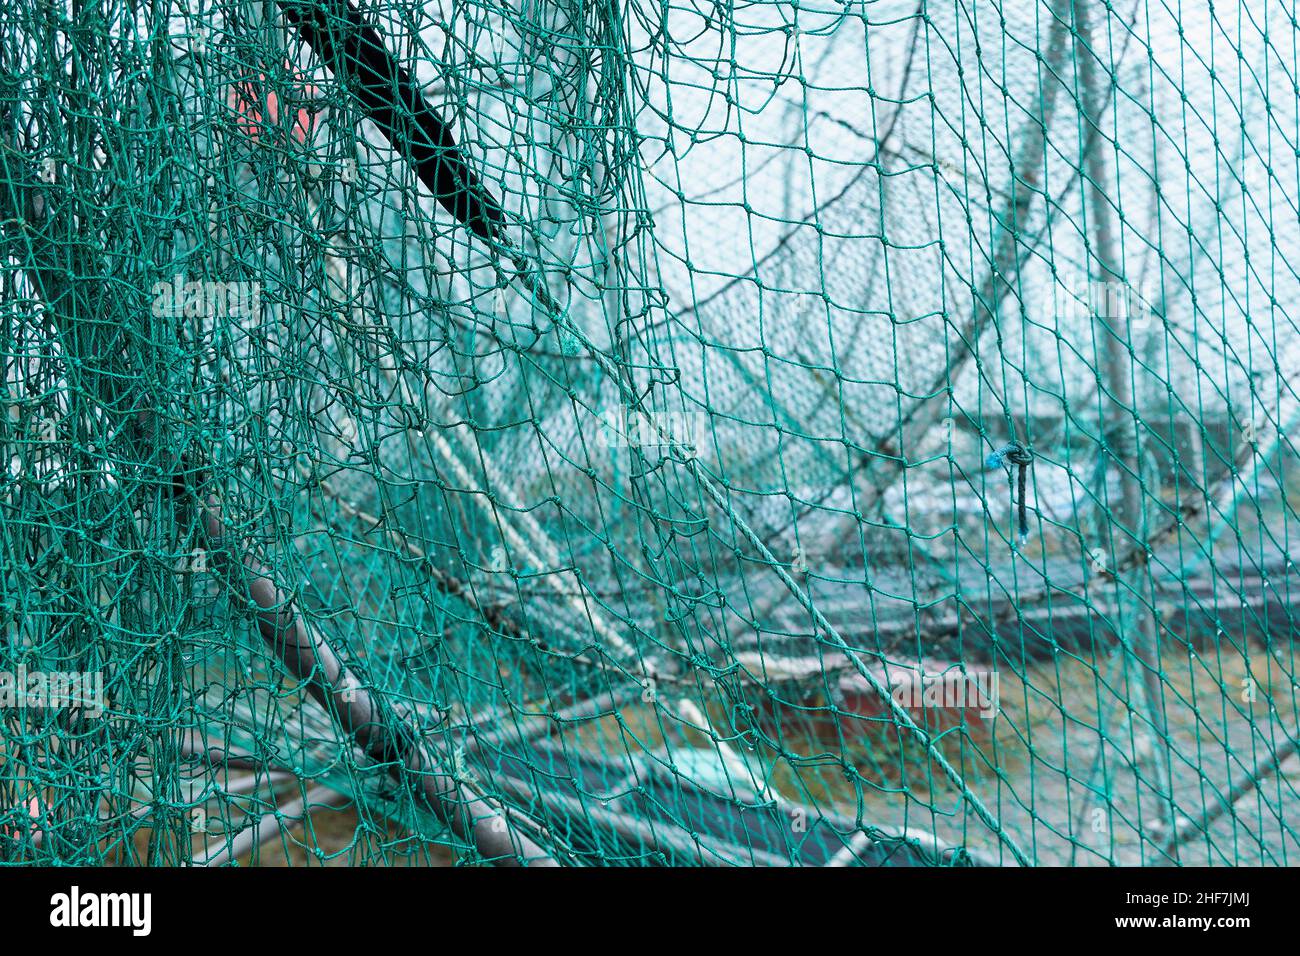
2, 796, 41, 844
228, 63, 319, 146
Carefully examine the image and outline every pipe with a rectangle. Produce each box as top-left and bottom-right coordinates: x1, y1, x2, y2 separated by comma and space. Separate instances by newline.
200, 494, 559, 867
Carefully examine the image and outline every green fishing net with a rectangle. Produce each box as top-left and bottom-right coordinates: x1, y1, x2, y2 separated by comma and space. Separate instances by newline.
0, 0, 1297, 866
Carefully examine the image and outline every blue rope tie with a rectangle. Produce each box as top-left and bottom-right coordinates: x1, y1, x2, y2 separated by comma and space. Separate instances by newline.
986, 440, 1034, 546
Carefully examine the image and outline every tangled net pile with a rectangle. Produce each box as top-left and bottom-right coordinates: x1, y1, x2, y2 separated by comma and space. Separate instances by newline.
1, 0, 1298, 866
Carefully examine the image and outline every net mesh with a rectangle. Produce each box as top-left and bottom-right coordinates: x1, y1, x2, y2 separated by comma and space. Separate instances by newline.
1, 0, 1298, 866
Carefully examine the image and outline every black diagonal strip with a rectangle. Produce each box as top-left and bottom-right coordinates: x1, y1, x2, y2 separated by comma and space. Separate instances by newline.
278, 0, 506, 242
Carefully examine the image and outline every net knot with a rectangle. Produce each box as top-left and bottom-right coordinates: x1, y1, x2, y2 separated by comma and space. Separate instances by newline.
986, 440, 1033, 469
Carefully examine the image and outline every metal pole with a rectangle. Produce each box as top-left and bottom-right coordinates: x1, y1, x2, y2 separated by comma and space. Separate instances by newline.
200, 495, 560, 867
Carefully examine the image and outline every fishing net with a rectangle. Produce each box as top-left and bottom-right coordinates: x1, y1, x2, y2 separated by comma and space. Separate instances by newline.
1, 0, 1297, 866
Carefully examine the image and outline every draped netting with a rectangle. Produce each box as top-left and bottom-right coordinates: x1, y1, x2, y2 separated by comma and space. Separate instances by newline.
1, 0, 1298, 865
